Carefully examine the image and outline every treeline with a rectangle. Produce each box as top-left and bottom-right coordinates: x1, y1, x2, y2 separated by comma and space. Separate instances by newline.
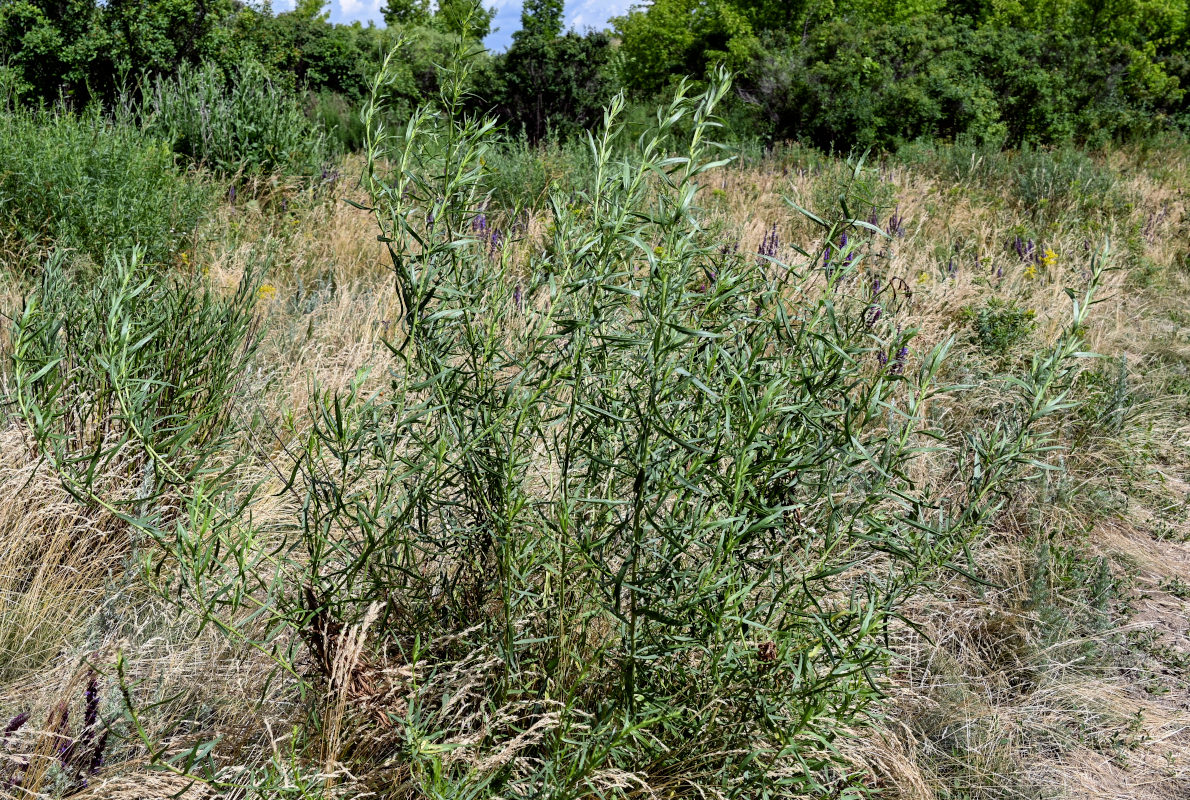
2, 0, 1187, 154
628, 0, 1190, 148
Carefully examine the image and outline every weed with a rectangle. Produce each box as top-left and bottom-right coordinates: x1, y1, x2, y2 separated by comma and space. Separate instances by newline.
964, 298, 1036, 356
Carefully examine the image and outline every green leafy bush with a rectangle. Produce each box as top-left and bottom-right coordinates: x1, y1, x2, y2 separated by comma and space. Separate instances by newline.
494, 30, 617, 143
309, 89, 366, 153
741, 20, 1186, 149
139, 61, 328, 176
966, 298, 1037, 355
1008, 146, 1123, 217
0, 106, 212, 267
482, 136, 598, 208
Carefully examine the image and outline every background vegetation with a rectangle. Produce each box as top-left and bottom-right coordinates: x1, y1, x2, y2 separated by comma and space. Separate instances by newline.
2, 0, 1187, 152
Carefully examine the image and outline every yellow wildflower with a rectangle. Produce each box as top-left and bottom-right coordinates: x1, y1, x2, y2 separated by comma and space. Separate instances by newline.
257, 284, 277, 300
1041, 248, 1058, 269
1024, 264, 1037, 280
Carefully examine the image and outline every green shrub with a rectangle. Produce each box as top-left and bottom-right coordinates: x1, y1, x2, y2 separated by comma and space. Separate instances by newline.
1008, 146, 1123, 217
139, 61, 328, 176
0, 106, 212, 267
741, 20, 1185, 150
10, 247, 261, 501
494, 30, 618, 144
966, 298, 1036, 355
482, 136, 598, 208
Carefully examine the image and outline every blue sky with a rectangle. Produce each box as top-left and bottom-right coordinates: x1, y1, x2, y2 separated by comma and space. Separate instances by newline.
268, 1, 636, 50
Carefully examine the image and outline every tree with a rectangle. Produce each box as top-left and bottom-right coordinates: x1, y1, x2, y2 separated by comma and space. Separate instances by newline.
382, 0, 430, 26
514, 0, 563, 44
497, 30, 616, 142
294, 0, 330, 23
434, 0, 494, 40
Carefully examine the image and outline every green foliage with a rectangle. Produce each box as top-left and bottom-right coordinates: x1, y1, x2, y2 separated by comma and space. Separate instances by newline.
39, 54, 1104, 799
382, 0, 431, 26
0, 105, 212, 266
615, 0, 1188, 147
255, 12, 399, 102
138, 61, 328, 176
742, 20, 1186, 149
1008, 146, 1122, 215
299, 64, 936, 792
965, 298, 1037, 355
1, 34, 1118, 797
433, 0, 494, 40
482, 137, 598, 207
515, 0, 564, 43
495, 31, 617, 143
614, 0, 760, 95
10, 247, 261, 501
310, 89, 367, 153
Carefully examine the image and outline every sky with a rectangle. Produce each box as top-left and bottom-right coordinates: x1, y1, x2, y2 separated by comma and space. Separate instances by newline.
268, 0, 637, 51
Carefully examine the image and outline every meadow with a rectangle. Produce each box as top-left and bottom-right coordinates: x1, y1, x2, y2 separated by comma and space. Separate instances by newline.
0, 54, 1188, 800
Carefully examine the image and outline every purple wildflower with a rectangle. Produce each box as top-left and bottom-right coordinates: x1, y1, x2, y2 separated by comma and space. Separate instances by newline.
864, 305, 882, 326
758, 224, 779, 260
840, 232, 856, 269
228, 184, 236, 203
513, 283, 523, 310
74, 674, 100, 762
83, 676, 99, 732
876, 351, 888, 366
889, 346, 909, 375
888, 206, 906, 237
472, 213, 488, 234
87, 732, 108, 776
3, 711, 29, 741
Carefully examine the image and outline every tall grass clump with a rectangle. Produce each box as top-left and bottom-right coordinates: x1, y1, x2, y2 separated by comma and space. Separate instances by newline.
139, 61, 328, 178
0, 107, 212, 267
9, 44, 1109, 799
